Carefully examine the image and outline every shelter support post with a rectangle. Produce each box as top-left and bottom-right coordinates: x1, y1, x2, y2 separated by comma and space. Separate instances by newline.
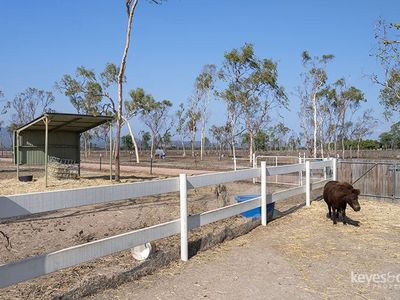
16, 131, 19, 179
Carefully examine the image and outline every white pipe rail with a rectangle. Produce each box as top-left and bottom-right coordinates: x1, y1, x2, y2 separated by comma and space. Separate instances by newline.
0, 159, 334, 288
179, 174, 188, 262
261, 161, 267, 226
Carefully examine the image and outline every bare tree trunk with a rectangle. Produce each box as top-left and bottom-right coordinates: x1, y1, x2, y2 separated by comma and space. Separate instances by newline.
181, 138, 186, 157
150, 132, 155, 159
200, 117, 205, 160
123, 116, 140, 163
341, 136, 345, 159
115, 0, 138, 181
312, 93, 317, 158
191, 130, 195, 157
249, 131, 254, 163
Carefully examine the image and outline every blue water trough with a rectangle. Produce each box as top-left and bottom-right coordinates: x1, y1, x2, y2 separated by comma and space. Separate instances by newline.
235, 194, 275, 220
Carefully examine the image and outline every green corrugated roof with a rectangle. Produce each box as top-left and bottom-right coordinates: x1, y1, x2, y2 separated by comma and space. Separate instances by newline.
17, 113, 113, 133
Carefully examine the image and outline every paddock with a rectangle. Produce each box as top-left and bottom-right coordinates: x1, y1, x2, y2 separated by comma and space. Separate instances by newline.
0, 158, 399, 299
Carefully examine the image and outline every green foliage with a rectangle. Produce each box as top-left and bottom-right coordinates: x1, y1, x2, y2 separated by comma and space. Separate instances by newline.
57, 64, 121, 115
141, 131, 151, 149
373, 19, 400, 119
219, 43, 288, 152
379, 122, 400, 149
122, 134, 133, 150
125, 87, 154, 118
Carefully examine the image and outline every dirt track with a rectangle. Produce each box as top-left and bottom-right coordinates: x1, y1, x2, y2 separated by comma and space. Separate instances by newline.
89, 199, 400, 300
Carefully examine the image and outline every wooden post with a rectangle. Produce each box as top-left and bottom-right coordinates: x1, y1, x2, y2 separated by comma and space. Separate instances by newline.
332, 158, 337, 181
180, 173, 188, 261
109, 123, 112, 181
261, 161, 267, 226
16, 131, 19, 179
306, 161, 311, 206
44, 117, 49, 188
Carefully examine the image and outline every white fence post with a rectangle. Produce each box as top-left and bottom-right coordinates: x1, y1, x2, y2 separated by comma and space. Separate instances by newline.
332, 158, 337, 181
298, 156, 302, 186
233, 157, 237, 171
306, 161, 311, 207
323, 158, 327, 180
261, 161, 267, 226
179, 173, 188, 261
275, 156, 278, 184
252, 153, 257, 184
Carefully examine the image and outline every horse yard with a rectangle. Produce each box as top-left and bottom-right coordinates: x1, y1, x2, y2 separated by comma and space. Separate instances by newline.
0, 157, 400, 299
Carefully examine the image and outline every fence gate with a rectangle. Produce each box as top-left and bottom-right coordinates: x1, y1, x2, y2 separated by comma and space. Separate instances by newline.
338, 160, 400, 200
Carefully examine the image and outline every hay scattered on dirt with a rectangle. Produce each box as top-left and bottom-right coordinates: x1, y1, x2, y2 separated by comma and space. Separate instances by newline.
0, 171, 160, 196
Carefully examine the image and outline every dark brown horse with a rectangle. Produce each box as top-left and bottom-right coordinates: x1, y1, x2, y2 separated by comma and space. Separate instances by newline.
323, 181, 361, 225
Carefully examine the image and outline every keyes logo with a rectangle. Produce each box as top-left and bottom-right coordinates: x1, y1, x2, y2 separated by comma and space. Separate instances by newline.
351, 271, 400, 289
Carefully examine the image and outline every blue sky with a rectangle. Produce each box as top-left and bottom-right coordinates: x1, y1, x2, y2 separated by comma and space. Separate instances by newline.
0, 0, 399, 139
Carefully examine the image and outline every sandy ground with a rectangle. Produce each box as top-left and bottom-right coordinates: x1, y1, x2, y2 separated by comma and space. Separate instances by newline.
88, 199, 400, 300
1, 175, 299, 299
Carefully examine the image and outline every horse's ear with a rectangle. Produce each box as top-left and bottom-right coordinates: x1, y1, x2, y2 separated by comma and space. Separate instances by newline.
353, 189, 360, 196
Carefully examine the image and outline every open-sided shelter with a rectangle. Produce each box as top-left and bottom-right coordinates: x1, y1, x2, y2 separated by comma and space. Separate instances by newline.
14, 113, 113, 186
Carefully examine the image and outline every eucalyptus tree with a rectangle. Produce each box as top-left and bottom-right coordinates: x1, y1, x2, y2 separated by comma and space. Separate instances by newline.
113, 0, 164, 179
4, 87, 55, 126
349, 109, 377, 157
57, 64, 120, 158
140, 97, 172, 159
124, 87, 155, 163
372, 19, 400, 118
186, 96, 201, 157
219, 43, 287, 163
195, 64, 217, 160
175, 103, 189, 157
209, 124, 229, 159
299, 51, 334, 158
327, 79, 366, 157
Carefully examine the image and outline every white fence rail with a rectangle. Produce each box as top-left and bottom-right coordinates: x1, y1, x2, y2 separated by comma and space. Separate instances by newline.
0, 159, 335, 288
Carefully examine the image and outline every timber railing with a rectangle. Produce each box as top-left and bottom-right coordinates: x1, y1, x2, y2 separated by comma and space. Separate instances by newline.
0, 159, 335, 288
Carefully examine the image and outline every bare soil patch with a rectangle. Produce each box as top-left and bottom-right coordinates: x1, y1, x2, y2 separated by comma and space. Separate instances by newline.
0, 167, 300, 300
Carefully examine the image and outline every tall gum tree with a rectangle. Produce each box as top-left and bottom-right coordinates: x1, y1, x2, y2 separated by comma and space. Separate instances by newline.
219, 43, 287, 163
195, 64, 217, 161
299, 51, 334, 158
372, 19, 400, 120
114, 0, 163, 180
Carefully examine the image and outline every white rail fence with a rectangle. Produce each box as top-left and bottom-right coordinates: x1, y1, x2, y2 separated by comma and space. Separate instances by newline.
0, 159, 336, 288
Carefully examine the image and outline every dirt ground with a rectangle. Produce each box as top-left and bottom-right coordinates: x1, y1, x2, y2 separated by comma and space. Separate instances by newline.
1, 165, 300, 300
1, 156, 399, 299
89, 199, 400, 300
